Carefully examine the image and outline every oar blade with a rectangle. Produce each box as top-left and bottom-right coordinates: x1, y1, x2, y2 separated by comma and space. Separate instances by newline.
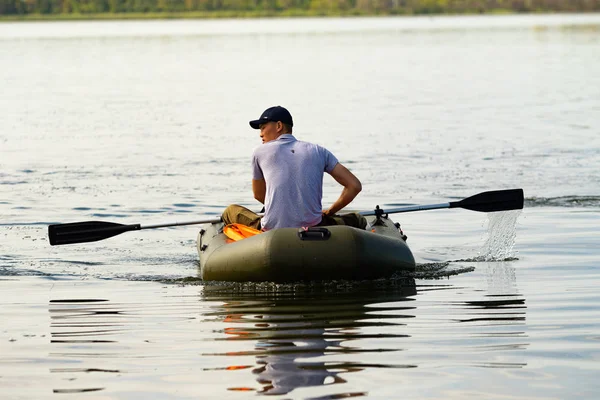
48, 221, 141, 246
451, 188, 524, 213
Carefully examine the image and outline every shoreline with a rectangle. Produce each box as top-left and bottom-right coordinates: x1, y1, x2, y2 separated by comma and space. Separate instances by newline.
1, 10, 598, 22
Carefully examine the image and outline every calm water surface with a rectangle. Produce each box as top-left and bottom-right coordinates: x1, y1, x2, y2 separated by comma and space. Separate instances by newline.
1, 14, 600, 399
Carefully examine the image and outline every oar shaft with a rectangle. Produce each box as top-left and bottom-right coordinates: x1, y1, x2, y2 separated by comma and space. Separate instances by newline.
360, 203, 450, 216
141, 218, 222, 230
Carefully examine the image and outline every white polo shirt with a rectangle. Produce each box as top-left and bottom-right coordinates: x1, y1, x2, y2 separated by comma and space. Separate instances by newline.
252, 134, 339, 230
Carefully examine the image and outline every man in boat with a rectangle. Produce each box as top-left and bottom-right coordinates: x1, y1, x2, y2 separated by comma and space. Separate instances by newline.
222, 105, 366, 231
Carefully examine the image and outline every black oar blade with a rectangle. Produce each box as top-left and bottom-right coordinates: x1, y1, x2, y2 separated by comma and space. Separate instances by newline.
48, 221, 141, 246
450, 188, 524, 213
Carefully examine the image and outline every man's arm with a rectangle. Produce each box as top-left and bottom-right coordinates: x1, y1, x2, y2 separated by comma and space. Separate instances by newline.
324, 163, 362, 216
252, 179, 266, 204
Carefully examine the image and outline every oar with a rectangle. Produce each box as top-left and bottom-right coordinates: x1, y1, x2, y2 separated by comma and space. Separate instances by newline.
48, 217, 222, 246
360, 188, 524, 216
49, 189, 523, 246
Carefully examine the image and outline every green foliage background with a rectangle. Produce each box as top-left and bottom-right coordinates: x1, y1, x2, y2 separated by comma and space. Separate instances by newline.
1, 0, 599, 18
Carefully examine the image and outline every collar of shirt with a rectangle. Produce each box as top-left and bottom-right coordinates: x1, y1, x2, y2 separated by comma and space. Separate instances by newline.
276, 134, 296, 142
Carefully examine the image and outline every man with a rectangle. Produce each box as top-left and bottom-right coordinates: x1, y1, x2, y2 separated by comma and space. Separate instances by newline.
222, 106, 365, 231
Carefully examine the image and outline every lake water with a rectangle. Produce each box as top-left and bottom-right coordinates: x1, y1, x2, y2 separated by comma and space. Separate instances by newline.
1, 14, 600, 399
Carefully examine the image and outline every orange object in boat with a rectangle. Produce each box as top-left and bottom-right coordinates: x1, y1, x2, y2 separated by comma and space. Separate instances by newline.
223, 223, 262, 242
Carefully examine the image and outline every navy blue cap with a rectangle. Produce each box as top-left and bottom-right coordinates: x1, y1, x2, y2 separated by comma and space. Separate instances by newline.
249, 106, 293, 129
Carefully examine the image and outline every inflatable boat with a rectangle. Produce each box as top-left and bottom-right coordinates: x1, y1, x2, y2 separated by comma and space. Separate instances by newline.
197, 214, 415, 283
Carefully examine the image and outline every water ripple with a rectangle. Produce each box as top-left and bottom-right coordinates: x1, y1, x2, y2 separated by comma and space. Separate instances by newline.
526, 195, 600, 208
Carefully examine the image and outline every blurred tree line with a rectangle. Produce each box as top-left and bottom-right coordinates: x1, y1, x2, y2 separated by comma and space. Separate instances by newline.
1, 0, 599, 16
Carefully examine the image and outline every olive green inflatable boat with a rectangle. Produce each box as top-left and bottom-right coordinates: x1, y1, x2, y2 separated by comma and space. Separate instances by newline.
197, 214, 415, 283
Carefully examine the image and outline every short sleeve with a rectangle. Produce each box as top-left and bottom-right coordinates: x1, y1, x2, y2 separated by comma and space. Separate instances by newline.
322, 146, 339, 173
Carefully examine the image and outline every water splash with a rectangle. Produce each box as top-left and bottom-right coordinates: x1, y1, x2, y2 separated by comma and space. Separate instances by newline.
477, 210, 522, 261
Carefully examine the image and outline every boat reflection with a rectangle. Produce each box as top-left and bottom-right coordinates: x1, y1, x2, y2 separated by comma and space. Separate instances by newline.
202, 278, 417, 397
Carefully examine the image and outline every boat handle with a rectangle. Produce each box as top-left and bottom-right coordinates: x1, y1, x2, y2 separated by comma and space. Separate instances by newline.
297, 227, 331, 241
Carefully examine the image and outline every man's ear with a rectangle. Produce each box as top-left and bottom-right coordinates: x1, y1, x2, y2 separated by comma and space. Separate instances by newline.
276, 121, 283, 132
